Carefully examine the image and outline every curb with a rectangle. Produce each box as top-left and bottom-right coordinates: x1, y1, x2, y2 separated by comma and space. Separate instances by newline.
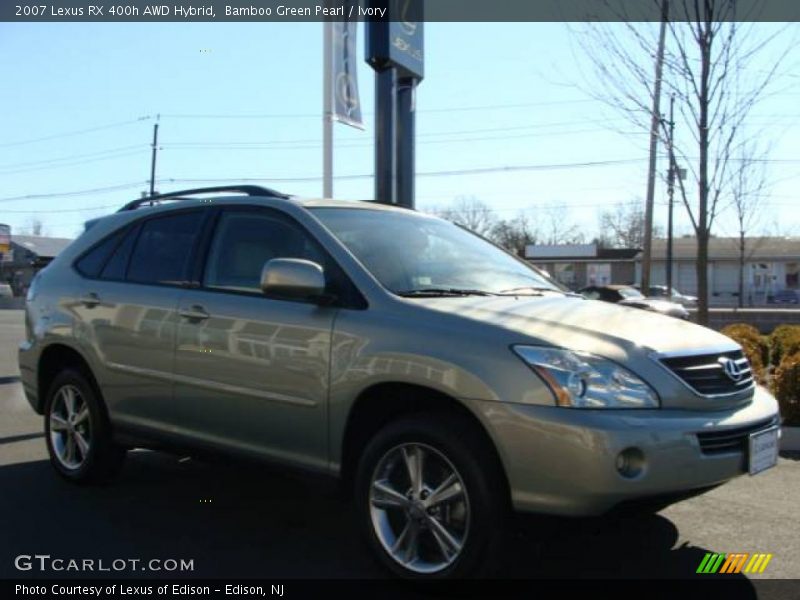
780, 426, 800, 453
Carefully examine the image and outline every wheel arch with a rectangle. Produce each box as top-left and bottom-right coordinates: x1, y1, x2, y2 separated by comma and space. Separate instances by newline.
339, 382, 511, 507
37, 343, 105, 415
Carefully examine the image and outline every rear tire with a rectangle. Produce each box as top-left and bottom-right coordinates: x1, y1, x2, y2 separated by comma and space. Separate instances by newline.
44, 369, 126, 483
355, 412, 508, 579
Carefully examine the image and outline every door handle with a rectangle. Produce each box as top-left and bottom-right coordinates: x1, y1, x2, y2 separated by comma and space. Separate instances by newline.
179, 305, 210, 321
80, 293, 100, 308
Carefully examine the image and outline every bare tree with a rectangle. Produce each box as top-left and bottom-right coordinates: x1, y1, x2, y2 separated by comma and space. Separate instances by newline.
730, 142, 769, 307
433, 196, 496, 238
540, 205, 585, 245
599, 199, 662, 248
575, 2, 791, 324
490, 213, 539, 256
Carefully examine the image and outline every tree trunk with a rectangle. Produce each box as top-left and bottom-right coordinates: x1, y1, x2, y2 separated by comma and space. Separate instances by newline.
738, 231, 745, 308
696, 22, 712, 326
697, 229, 710, 324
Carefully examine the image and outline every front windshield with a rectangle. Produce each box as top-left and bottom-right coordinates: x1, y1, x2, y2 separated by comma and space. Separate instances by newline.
311, 208, 562, 295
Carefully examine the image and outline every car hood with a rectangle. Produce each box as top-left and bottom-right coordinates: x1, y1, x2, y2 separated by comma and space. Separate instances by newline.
417, 294, 734, 359
409, 294, 749, 410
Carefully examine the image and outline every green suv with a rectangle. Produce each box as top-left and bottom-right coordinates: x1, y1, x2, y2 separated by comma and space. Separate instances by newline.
19, 186, 780, 578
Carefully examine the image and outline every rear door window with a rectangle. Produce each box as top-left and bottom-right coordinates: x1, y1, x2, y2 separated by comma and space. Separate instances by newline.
127, 211, 205, 286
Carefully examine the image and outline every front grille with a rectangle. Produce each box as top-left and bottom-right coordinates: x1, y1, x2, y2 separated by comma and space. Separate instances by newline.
660, 350, 754, 396
696, 418, 778, 455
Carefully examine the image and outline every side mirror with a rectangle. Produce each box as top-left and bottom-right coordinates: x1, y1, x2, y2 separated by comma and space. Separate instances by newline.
260, 258, 326, 300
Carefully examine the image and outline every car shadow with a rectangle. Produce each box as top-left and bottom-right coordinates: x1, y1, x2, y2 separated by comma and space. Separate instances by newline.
503, 512, 748, 582
0, 450, 758, 590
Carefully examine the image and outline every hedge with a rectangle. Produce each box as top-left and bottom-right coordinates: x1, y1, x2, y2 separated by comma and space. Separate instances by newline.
769, 324, 800, 367
772, 351, 800, 426
720, 323, 768, 384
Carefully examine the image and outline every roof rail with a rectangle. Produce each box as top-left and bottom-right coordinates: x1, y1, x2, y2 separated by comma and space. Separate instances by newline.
117, 185, 291, 212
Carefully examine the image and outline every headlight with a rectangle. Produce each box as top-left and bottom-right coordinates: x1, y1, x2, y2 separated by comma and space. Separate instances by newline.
512, 346, 659, 408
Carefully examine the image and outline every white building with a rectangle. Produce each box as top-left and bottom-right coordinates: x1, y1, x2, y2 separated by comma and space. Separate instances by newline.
635, 237, 800, 306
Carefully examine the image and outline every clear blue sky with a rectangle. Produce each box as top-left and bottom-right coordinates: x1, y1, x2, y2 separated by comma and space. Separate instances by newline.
1, 22, 798, 240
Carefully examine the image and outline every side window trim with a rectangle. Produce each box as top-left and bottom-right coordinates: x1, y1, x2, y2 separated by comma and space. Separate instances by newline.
187, 207, 223, 288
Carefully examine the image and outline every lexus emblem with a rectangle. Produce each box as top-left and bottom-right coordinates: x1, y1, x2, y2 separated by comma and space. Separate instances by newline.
719, 357, 743, 382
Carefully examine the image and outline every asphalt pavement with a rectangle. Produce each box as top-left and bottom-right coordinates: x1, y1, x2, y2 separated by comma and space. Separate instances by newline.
0, 309, 798, 584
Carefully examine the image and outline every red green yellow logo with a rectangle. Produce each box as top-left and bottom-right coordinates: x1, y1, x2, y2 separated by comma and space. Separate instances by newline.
697, 553, 773, 574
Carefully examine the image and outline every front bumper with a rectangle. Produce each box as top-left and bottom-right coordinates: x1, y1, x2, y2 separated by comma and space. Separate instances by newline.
467, 385, 780, 516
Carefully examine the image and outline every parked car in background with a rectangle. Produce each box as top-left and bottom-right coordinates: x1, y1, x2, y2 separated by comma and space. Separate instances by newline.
19, 187, 779, 579
768, 289, 799, 305
0, 282, 13, 298
580, 284, 690, 320
636, 284, 698, 307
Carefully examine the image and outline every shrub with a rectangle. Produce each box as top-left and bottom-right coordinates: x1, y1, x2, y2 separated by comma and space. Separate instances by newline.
720, 323, 768, 383
769, 325, 800, 367
772, 351, 800, 426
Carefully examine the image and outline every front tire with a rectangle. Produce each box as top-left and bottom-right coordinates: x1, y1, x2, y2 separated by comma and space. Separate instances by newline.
44, 369, 126, 483
355, 412, 508, 578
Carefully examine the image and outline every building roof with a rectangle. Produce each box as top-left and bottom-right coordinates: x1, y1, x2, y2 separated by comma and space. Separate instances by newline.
525, 242, 640, 261
11, 235, 74, 258
642, 237, 800, 261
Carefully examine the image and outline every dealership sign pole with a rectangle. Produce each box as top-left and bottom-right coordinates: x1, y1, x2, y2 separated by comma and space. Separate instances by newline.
366, 0, 424, 209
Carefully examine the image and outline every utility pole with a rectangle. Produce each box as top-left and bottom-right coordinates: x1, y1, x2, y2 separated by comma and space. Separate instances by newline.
666, 94, 675, 300
149, 116, 160, 198
641, 0, 669, 294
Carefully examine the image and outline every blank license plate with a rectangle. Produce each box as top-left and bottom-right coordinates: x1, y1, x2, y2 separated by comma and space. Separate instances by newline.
748, 427, 779, 475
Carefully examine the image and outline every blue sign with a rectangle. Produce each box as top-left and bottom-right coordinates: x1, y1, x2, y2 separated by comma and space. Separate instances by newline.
366, 0, 424, 80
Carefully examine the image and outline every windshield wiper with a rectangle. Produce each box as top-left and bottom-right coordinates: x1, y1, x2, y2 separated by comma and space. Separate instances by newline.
497, 286, 578, 297
396, 288, 497, 297
498, 286, 554, 295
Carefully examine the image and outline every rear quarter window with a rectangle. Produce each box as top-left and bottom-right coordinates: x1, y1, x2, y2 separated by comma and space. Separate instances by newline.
74, 227, 128, 278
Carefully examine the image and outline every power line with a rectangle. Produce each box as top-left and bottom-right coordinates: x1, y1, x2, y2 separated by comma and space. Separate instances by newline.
162, 128, 644, 152
161, 118, 634, 147
0, 181, 149, 203
0, 117, 153, 149
0, 159, 644, 204
0, 149, 149, 176
2, 204, 119, 214
0, 144, 148, 171
4, 193, 798, 217
159, 99, 597, 120
4, 158, 800, 207
159, 158, 647, 186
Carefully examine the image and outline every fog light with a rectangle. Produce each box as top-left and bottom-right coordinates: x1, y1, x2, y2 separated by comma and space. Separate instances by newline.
616, 447, 645, 479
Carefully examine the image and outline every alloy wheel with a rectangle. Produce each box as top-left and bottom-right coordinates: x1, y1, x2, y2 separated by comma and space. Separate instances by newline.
49, 384, 92, 470
369, 442, 470, 574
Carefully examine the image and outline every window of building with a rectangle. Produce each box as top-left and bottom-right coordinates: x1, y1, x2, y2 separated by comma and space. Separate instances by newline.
786, 262, 798, 289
